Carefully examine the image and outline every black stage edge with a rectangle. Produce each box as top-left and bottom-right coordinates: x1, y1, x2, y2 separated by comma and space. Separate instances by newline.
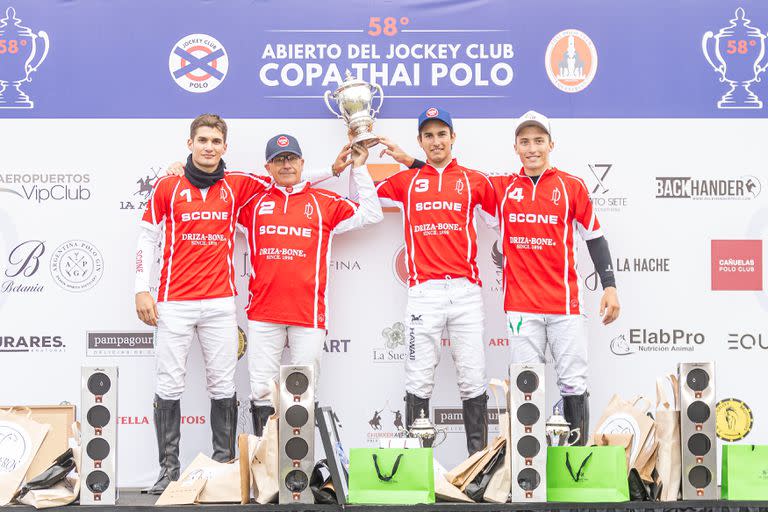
9, 491, 768, 511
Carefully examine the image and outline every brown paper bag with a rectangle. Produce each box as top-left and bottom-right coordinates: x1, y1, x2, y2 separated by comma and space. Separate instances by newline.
0, 408, 50, 506
590, 432, 633, 471
433, 460, 473, 503
483, 378, 511, 503
655, 375, 681, 501
593, 395, 654, 467
250, 414, 279, 504
155, 477, 206, 506
178, 453, 241, 503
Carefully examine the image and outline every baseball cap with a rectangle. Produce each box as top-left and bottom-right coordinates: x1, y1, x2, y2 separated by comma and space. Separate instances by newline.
515, 110, 552, 137
265, 134, 302, 162
418, 106, 453, 132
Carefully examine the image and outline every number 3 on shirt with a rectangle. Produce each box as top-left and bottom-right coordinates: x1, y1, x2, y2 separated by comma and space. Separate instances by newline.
508, 187, 524, 202
414, 179, 429, 193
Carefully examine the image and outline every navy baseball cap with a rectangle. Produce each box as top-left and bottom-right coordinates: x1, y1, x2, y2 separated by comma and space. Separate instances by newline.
265, 134, 302, 162
418, 107, 453, 132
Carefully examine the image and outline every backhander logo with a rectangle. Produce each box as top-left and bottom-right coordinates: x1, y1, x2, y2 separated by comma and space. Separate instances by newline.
655, 176, 761, 200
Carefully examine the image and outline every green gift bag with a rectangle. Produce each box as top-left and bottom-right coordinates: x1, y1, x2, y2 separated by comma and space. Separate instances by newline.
546, 446, 629, 502
348, 448, 435, 504
722, 444, 768, 500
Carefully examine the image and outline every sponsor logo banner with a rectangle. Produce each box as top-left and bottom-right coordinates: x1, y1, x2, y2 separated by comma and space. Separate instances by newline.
0, 335, 65, 353
86, 332, 154, 357
655, 176, 761, 200
610, 329, 705, 356
716, 398, 753, 441
711, 240, 762, 291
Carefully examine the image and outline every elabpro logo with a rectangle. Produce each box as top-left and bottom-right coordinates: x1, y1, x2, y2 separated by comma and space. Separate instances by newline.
0, 7, 49, 110
392, 245, 408, 286
0, 173, 91, 202
86, 332, 154, 357
0, 335, 65, 353
655, 176, 761, 200
545, 29, 598, 93
585, 164, 628, 213
617, 328, 705, 354
119, 167, 161, 210
49, 240, 103, 292
372, 322, 406, 363
711, 240, 762, 291
169, 34, 228, 93
2, 240, 45, 295
584, 256, 671, 291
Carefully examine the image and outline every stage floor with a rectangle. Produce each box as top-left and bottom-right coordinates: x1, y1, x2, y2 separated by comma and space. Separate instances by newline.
9, 490, 768, 511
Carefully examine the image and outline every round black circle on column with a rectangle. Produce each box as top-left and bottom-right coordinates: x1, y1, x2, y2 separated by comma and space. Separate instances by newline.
687, 401, 711, 423
285, 405, 309, 428
285, 470, 309, 492
285, 437, 309, 460
517, 435, 541, 458
687, 433, 712, 456
87, 405, 110, 428
517, 403, 540, 425
688, 465, 712, 488
516, 371, 539, 394
686, 368, 709, 391
86, 471, 110, 493
285, 372, 309, 395
87, 373, 111, 395
518, 468, 541, 491
86, 438, 110, 460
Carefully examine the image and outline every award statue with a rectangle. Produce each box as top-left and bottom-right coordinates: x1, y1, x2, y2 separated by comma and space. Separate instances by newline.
324, 70, 384, 147
0, 7, 49, 109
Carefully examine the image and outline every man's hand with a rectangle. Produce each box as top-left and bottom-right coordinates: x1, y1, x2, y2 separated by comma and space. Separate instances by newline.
331, 144, 353, 176
378, 136, 415, 167
166, 161, 184, 176
136, 291, 159, 326
599, 287, 620, 325
351, 143, 369, 168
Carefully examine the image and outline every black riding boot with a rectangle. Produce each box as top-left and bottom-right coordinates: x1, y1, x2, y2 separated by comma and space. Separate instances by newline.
404, 392, 430, 429
250, 401, 275, 437
145, 395, 180, 495
462, 393, 489, 455
210, 395, 238, 462
563, 392, 589, 446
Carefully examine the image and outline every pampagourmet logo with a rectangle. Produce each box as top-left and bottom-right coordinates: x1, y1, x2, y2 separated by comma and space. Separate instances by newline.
86, 332, 153, 357
392, 245, 408, 286
716, 398, 753, 441
702, 8, 767, 109
49, 240, 103, 292
0, 335, 65, 353
711, 239, 762, 291
119, 167, 161, 210
169, 34, 228, 93
372, 321, 406, 363
0, 173, 91, 202
2, 240, 45, 294
434, 407, 505, 434
0, 7, 49, 109
545, 29, 598, 93
655, 175, 761, 200
585, 256, 670, 291
610, 329, 705, 355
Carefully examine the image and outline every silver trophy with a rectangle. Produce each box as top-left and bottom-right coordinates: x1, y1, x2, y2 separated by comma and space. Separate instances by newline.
702, 8, 768, 109
0, 7, 49, 109
545, 407, 581, 446
324, 70, 384, 147
406, 409, 447, 448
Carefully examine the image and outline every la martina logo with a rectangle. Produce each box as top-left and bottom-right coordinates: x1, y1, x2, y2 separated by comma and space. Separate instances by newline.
119, 167, 161, 210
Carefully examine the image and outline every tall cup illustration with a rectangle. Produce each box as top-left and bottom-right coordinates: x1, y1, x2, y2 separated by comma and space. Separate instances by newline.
702, 8, 767, 109
0, 7, 49, 109
324, 70, 384, 147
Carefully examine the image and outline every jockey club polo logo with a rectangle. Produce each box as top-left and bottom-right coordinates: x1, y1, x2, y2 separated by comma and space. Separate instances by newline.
49, 240, 103, 292
372, 321, 406, 363
0, 7, 50, 109
545, 29, 598, 93
169, 34, 229, 93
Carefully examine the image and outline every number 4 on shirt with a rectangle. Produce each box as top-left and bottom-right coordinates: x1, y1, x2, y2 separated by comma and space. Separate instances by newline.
508, 187, 524, 202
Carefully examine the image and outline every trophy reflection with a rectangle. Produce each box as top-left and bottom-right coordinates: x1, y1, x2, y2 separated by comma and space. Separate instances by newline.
702, 8, 767, 109
0, 7, 49, 109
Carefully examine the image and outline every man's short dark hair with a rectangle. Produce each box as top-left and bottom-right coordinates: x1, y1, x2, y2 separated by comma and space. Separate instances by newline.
190, 113, 227, 142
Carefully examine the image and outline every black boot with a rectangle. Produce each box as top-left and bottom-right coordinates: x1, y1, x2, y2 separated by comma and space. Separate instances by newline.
210, 395, 238, 462
563, 392, 589, 446
462, 393, 489, 455
250, 401, 275, 437
145, 395, 180, 495
404, 392, 430, 429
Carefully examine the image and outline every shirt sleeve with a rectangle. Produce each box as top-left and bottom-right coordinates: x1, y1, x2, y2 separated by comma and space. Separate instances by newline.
571, 177, 603, 240
227, 172, 272, 208
473, 172, 499, 229
333, 164, 384, 235
374, 173, 406, 210
135, 223, 161, 294
141, 178, 169, 226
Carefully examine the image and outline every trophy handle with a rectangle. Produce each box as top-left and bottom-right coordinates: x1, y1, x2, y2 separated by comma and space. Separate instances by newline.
754, 35, 768, 81
433, 428, 448, 448
323, 90, 343, 119
567, 428, 581, 446
370, 83, 384, 117
701, 31, 726, 82
27, 30, 50, 77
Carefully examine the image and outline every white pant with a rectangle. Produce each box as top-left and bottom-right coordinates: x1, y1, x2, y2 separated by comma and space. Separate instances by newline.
247, 320, 326, 406
505, 311, 588, 396
404, 278, 486, 401
154, 297, 237, 400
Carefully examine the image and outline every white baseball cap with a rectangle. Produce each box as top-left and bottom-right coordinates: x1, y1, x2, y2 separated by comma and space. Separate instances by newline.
515, 110, 552, 137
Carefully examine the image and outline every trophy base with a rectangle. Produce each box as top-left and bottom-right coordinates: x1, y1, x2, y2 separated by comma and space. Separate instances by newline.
0, 83, 34, 109
351, 131, 380, 148
718, 83, 763, 109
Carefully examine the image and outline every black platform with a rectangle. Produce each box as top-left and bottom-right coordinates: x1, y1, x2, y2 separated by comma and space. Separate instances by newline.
10, 490, 768, 511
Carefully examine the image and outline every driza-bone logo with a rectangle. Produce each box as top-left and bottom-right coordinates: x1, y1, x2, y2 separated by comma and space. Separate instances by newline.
545, 29, 598, 93
711, 240, 762, 291
169, 34, 228, 93
0, 7, 49, 109
655, 175, 761, 200
49, 240, 103, 292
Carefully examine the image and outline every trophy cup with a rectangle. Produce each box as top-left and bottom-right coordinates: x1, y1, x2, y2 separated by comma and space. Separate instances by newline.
324, 70, 384, 147
702, 8, 767, 109
545, 407, 581, 446
0, 7, 49, 109
406, 409, 447, 448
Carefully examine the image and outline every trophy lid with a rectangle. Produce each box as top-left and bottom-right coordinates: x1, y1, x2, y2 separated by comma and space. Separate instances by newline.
718, 8, 764, 39
409, 409, 435, 432
546, 406, 571, 428
333, 70, 374, 93
0, 8, 33, 37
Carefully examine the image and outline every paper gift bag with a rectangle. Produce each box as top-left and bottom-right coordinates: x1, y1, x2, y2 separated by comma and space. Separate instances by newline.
348, 448, 434, 504
17, 445, 81, 509
594, 395, 655, 467
590, 432, 633, 471
722, 445, 768, 500
178, 453, 240, 503
433, 461, 472, 503
249, 414, 279, 504
0, 408, 50, 506
546, 446, 629, 502
483, 378, 511, 503
655, 374, 681, 501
